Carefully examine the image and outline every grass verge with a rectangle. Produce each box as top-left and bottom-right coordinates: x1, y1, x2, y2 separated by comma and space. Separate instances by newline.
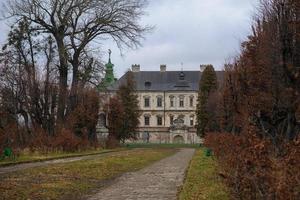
0, 148, 176, 200
178, 148, 230, 200
0, 148, 121, 167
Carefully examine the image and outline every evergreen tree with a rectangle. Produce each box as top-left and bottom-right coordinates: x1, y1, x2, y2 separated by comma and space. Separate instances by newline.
117, 71, 140, 143
196, 65, 218, 137
105, 96, 124, 148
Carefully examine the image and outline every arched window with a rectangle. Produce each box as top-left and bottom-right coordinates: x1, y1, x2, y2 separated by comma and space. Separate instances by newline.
170, 115, 174, 125
179, 95, 184, 107
144, 96, 150, 108
157, 115, 163, 126
99, 113, 106, 127
169, 95, 175, 107
190, 115, 195, 126
157, 96, 163, 107
189, 96, 194, 107
144, 115, 151, 126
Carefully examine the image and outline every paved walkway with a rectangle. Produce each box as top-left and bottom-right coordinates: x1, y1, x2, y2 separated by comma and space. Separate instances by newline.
0, 150, 122, 175
87, 148, 195, 200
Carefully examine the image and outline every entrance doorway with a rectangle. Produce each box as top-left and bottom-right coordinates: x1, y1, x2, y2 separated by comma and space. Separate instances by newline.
173, 135, 184, 144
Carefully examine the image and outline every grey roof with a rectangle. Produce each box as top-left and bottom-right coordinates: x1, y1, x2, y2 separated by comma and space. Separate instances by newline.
108, 71, 224, 91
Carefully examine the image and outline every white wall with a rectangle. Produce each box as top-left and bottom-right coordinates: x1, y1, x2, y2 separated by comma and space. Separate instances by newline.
137, 91, 198, 127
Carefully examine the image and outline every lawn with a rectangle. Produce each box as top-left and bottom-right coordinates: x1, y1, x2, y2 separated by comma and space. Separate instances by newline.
0, 148, 176, 200
0, 148, 119, 167
178, 148, 230, 200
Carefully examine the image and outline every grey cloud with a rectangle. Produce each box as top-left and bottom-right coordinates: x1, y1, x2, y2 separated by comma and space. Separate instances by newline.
0, 0, 259, 77
107, 0, 259, 77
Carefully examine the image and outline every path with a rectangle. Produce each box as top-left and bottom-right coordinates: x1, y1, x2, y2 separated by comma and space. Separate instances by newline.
0, 150, 124, 175
87, 148, 195, 200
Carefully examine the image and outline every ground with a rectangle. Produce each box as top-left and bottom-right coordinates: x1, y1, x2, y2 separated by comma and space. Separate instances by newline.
0, 149, 120, 174
87, 148, 195, 200
0, 149, 175, 200
179, 149, 229, 200
0, 147, 229, 200
0, 149, 114, 167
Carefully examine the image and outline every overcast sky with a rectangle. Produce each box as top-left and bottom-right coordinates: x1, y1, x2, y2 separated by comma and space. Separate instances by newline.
0, 0, 259, 78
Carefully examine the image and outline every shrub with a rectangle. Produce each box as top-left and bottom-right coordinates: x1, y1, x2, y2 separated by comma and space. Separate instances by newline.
205, 133, 299, 200
28, 127, 51, 153
52, 128, 83, 152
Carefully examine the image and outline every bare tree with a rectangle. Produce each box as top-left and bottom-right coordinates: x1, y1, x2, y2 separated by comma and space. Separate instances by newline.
4, 0, 151, 123
0, 18, 59, 136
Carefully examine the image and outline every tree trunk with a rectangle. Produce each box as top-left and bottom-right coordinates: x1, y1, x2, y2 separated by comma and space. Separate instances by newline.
68, 53, 80, 115
55, 36, 69, 124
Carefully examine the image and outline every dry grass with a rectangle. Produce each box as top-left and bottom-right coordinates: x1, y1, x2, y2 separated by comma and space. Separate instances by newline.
0, 148, 176, 200
0, 148, 116, 167
178, 149, 230, 200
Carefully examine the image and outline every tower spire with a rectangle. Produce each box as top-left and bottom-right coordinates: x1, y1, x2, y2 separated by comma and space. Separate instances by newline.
102, 49, 115, 86
98, 49, 116, 91
108, 49, 112, 63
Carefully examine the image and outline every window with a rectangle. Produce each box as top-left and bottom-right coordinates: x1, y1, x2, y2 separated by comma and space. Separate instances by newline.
157, 116, 163, 126
179, 72, 185, 80
145, 81, 152, 89
170, 115, 174, 125
157, 96, 162, 107
190, 116, 194, 126
144, 97, 150, 107
170, 96, 174, 107
179, 96, 184, 107
144, 115, 150, 126
189, 96, 194, 107
99, 114, 106, 127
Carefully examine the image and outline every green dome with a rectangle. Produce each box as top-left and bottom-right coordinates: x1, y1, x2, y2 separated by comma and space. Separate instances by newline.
98, 49, 116, 91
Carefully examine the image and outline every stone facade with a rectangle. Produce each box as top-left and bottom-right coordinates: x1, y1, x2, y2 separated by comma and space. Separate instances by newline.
97, 90, 200, 144
134, 91, 199, 144
97, 61, 224, 144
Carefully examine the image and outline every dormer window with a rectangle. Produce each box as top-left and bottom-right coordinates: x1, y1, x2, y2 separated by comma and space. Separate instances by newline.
145, 81, 152, 89
179, 72, 185, 80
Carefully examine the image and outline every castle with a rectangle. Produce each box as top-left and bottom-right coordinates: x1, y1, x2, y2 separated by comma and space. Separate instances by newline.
97, 53, 224, 144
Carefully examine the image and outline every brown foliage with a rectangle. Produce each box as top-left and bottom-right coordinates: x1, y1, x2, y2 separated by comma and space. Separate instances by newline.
104, 96, 124, 147
0, 123, 26, 153
66, 88, 100, 141
212, 1, 300, 197
52, 128, 88, 152
28, 127, 51, 153
0, 88, 101, 153
219, 0, 300, 141
105, 134, 120, 149
205, 133, 300, 200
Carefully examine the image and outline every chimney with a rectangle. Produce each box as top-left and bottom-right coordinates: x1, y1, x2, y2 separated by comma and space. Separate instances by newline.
200, 64, 208, 72
160, 64, 167, 72
132, 64, 140, 72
